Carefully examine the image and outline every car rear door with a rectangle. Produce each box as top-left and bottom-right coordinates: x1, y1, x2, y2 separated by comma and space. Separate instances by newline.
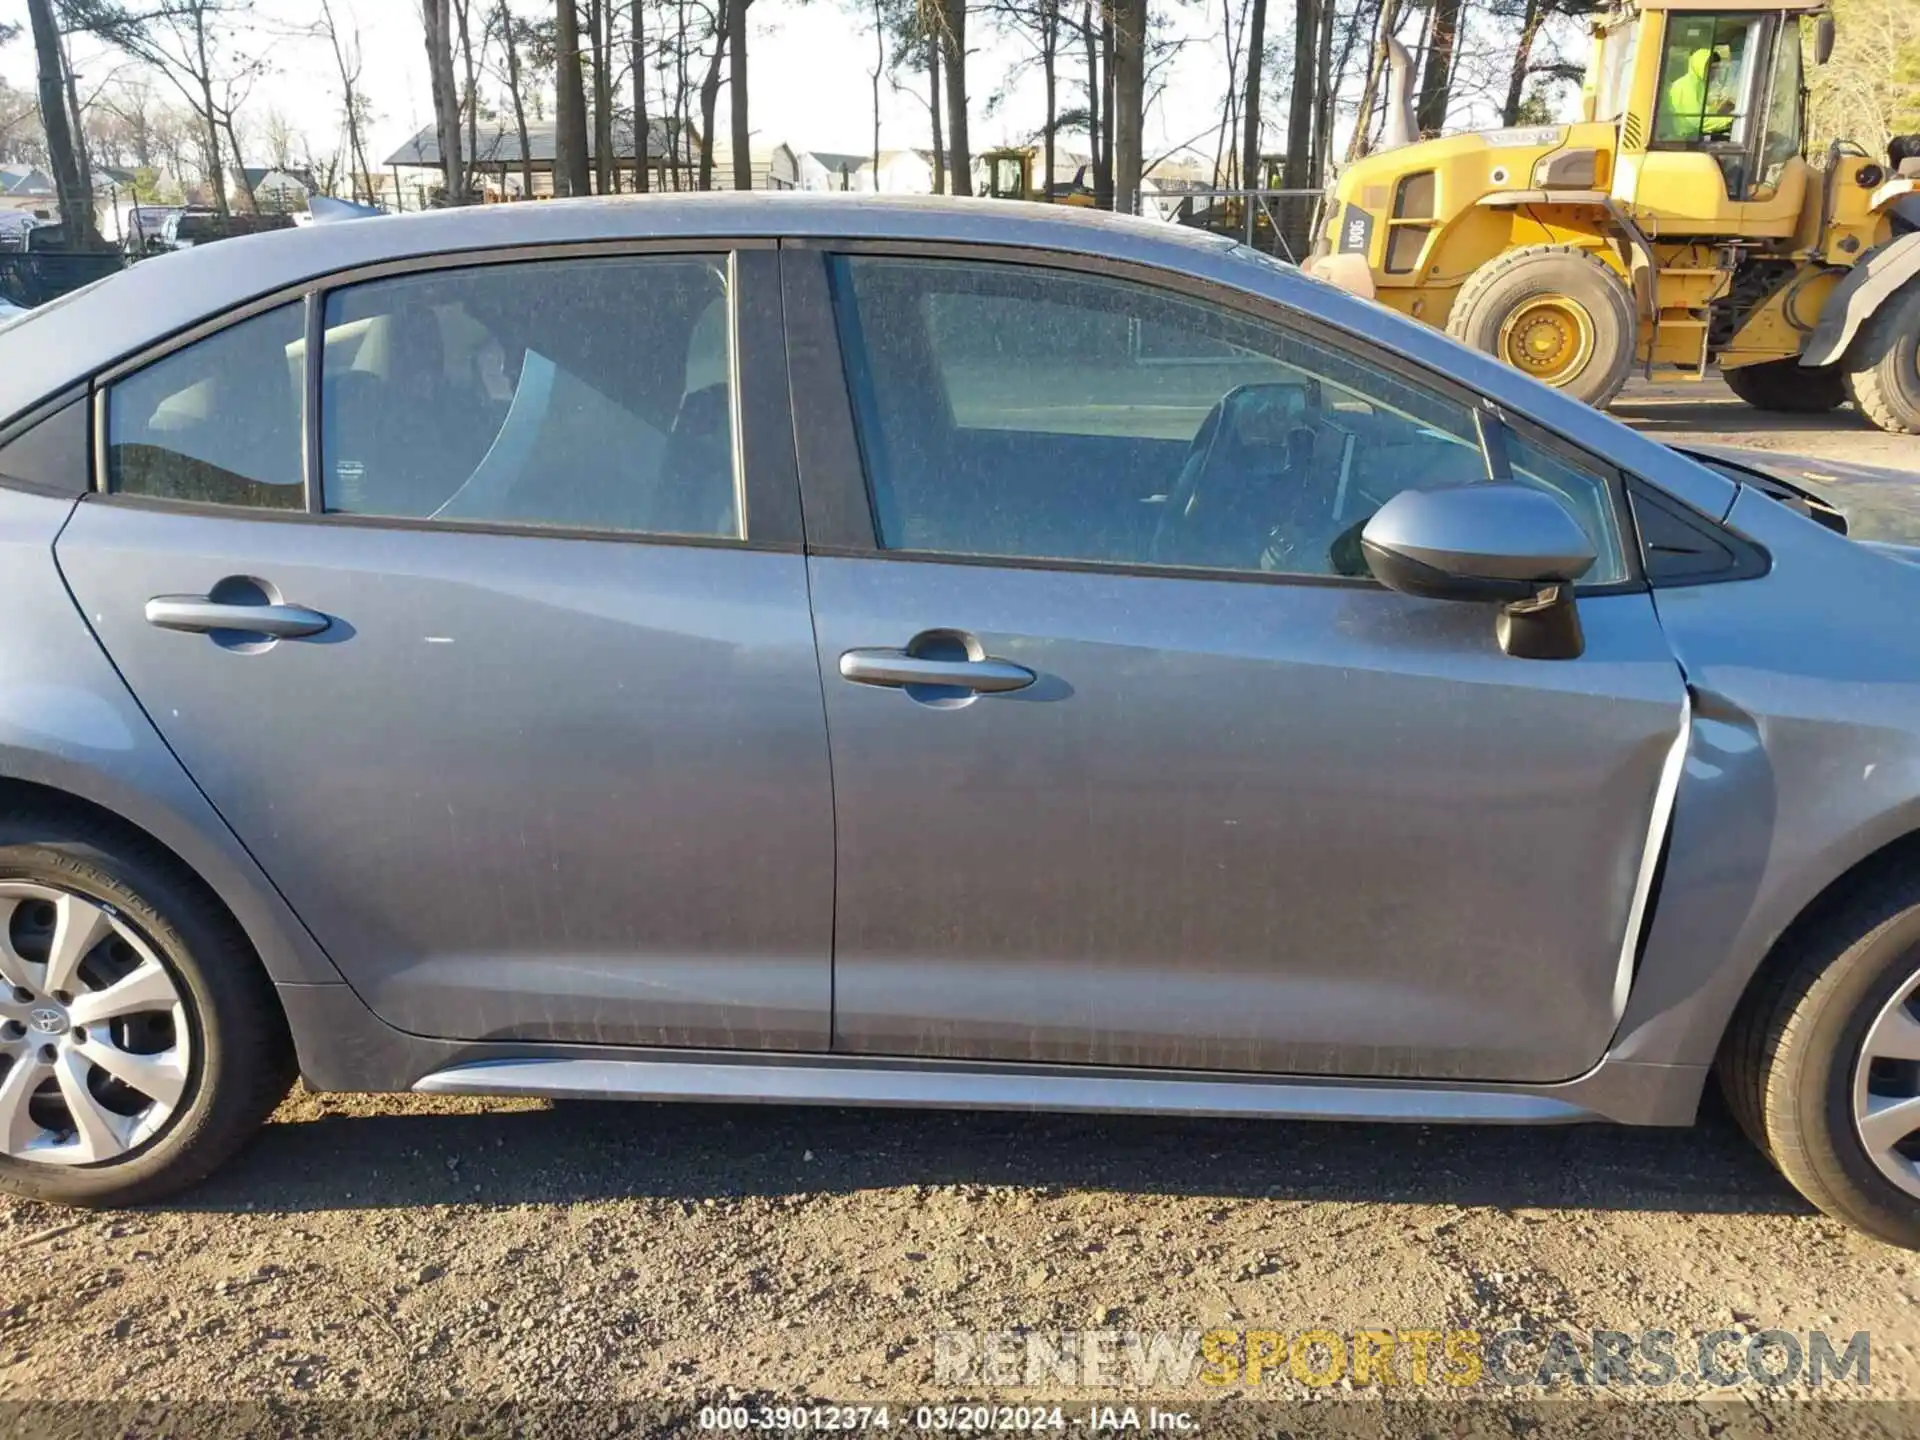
786, 244, 1688, 1084
56, 245, 836, 1050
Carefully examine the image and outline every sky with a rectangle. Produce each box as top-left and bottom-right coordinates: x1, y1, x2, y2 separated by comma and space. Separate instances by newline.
1, 0, 1574, 181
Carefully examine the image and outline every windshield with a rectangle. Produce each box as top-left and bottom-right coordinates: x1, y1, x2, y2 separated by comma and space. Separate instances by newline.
1655, 12, 1765, 143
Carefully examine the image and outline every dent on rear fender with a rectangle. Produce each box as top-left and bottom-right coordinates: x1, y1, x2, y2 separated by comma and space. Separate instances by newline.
1610, 487, 1920, 1068
0, 487, 345, 986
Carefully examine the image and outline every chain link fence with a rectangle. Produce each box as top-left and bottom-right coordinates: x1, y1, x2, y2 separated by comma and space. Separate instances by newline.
1138, 188, 1326, 263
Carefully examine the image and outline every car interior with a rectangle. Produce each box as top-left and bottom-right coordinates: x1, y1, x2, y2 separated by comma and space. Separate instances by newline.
317, 257, 738, 536
832, 257, 1616, 579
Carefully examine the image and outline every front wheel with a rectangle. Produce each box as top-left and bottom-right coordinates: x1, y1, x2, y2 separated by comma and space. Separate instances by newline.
0, 812, 294, 1206
1446, 244, 1637, 408
1719, 869, 1920, 1248
1724, 357, 1847, 414
1844, 277, 1920, 435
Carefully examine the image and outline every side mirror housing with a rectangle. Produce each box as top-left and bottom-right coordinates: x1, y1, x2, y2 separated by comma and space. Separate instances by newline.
1361, 484, 1597, 659
1814, 14, 1835, 66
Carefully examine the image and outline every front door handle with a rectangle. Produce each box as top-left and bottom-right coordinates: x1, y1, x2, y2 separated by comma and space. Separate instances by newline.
144, 595, 331, 639
839, 648, 1036, 693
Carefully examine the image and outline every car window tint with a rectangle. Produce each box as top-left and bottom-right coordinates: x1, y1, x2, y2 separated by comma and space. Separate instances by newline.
321, 256, 739, 538
106, 301, 304, 509
830, 256, 1626, 583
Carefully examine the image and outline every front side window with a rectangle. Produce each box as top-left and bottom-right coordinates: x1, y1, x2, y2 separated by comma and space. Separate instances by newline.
830, 256, 1625, 583
321, 255, 739, 537
106, 300, 304, 509
1594, 18, 1640, 123
1654, 13, 1763, 143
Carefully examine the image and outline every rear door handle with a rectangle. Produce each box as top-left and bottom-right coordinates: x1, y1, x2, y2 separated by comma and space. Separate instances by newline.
839, 648, 1036, 693
144, 596, 331, 639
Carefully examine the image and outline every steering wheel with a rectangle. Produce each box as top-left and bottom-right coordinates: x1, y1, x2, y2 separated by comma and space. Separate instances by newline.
1150, 383, 1322, 570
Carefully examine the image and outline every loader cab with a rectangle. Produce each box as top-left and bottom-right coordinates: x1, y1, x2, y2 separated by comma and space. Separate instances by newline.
984, 150, 1034, 201
1610, 1, 1820, 236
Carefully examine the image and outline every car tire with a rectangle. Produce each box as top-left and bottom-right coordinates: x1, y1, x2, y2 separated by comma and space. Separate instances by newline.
1723, 357, 1847, 414
0, 809, 294, 1207
1446, 244, 1637, 408
1843, 276, 1920, 435
1719, 869, 1920, 1248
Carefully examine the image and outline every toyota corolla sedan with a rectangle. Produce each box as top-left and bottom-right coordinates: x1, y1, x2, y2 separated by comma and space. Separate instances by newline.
2, 195, 1919, 1246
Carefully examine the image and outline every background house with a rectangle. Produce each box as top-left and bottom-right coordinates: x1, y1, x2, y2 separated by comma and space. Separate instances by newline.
795, 150, 867, 191
855, 149, 938, 194
233, 166, 316, 213
383, 118, 694, 206
708, 140, 800, 190
0, 164, 56, 217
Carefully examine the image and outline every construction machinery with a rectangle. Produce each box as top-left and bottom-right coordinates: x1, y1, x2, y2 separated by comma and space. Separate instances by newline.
980, 147, 1098, 205
1303, 0, 1920, 432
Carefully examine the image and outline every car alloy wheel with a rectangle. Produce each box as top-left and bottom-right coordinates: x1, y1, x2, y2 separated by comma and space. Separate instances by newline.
0, 881, 192, 1166
1855, 963, 1920, 1200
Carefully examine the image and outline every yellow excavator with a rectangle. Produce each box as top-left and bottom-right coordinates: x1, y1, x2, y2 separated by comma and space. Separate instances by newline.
1303, 0, 1920, 432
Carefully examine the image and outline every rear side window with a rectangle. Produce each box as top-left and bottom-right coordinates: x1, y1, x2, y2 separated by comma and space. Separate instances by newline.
319, 255, 739, 538
105, 301, 305, 509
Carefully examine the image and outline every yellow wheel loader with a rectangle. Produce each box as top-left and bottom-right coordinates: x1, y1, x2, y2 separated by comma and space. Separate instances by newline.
981, 147, 1099, 205
1304, 0, 1920, 432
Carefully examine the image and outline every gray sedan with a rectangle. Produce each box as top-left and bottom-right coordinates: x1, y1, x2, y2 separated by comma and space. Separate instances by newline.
1, 196, 1918, 1246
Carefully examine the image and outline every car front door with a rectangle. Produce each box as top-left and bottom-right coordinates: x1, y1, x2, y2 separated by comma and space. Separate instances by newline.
789, 247, 1688, 1084
56, 247, 836, 1050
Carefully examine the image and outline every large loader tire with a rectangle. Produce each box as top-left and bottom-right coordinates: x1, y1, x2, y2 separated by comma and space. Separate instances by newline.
1843, 276, 1920, 435
1447, 245, 1637, 409
1724, 357, 1847, 414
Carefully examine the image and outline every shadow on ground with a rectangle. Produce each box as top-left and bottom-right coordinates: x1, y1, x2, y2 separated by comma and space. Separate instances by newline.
173, 1089, 1807, 1222
1610, 394, 1874, 439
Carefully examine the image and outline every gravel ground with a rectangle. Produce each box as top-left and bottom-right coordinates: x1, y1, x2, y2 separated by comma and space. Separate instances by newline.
3, 386, 1919, 1435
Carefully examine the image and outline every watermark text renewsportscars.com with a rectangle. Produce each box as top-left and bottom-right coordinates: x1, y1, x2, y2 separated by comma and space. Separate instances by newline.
933, 1328, 1873, 1390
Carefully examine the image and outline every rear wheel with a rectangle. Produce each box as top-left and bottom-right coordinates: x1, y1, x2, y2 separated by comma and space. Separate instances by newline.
1719, 871, 1920, 1248
0, 812, 294, 1206
1724, 357, 1847, 414
1844, 278, 1920, 435
1447, 244, 1637, 408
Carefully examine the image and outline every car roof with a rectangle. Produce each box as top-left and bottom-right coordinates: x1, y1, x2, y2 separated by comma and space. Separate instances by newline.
0, 192, 1738, 519
0, 194, 1239, 429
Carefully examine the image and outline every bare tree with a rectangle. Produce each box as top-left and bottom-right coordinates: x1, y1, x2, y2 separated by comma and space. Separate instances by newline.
632, 0, 648, 190
1416, 0, 1464, 133
985, 0, 1065, 196
66, 0, 270, 222
587, 0, 611, 191
489, 1, 537, 196
728, 0, 750, 189
260, 104, 297, 169
1346, 0, 1402, 160
456, 0, 485, 198
421, 0, 465, 201
927, 20, 944, 191
27, 0, 100, 244
870, 0, 885, 176
695, 0, 726, 188
934, 0, 972, 194
1109, 0, 1142, 210
319, 0, 375, 202
1239, 0, 1265, 191
554, 0, 591, 193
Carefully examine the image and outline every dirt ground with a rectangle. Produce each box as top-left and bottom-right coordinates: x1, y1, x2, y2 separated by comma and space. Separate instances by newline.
3, 385, 1920, 1434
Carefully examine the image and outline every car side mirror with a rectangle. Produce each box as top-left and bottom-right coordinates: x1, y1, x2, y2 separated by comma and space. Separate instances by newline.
1360, 483, 1597, 660
1814, 15, 1835, 66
